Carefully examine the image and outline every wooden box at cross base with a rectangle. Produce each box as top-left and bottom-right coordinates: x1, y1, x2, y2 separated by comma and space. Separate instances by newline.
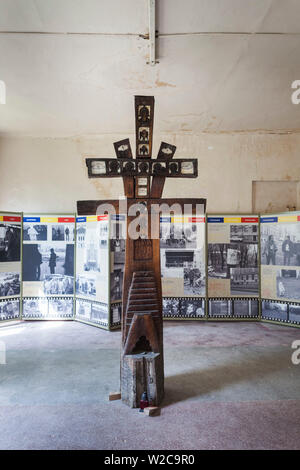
78, 96, 206, 408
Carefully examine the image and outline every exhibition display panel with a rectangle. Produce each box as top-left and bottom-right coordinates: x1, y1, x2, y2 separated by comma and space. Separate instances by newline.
22, 213, 75, 320
260, 211, 300, 326
207, 215, 260, 320
0, 209, 299, 329
160, 215, 206, 319
75, 214, 125, 330
0, 211, 22, 323
109, 214, 126, 329
75, 214, 110, 329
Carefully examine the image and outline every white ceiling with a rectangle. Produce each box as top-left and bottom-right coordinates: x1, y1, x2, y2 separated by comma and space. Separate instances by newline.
0, 0, 300, 136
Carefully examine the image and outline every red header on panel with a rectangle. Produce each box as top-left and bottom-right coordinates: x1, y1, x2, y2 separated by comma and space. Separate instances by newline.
189, 217, 205, 223
3, 216, 21, 222
298, 216, 300, 222
97, 215, 109, 221
58, 217, 75, 223
241, 217, 258, 223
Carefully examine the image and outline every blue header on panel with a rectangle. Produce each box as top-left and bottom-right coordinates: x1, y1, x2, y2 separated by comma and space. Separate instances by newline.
23, 217, 40, 223
76, 217, 86, 223
260, 217, 278, 223
160, 217, 172, 223
111, 215, 126, 221
207, 217, 224, 223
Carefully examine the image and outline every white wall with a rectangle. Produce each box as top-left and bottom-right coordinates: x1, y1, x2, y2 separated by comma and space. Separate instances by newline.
0, 132, 300, 214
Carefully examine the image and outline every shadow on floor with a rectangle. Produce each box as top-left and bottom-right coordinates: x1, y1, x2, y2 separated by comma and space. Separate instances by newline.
163, 349, 291, 406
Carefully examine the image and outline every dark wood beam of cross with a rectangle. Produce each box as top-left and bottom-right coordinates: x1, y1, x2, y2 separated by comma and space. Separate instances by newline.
79, 96, 206, 409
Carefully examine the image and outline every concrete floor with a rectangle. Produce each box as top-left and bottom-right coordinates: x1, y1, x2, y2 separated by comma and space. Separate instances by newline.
0, 320, 299, 450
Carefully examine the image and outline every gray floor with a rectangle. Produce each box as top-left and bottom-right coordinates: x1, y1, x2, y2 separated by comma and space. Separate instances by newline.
0, 320, 299, 449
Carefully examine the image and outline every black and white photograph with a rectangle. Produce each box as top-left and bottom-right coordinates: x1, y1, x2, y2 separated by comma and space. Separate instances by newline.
76, 299, 92, 320
99, 221, 109, 248
0, 223, 21, 262
208, 242, 258, 280
22, 298, 48, 318
227, 243, 258, 268
163, 298, 180, 317
289, 304, 300, 323
276, 269, 300, 300
180, 298, 205, 318
48, 297, 73, 318
91, 302, 108, 324
0, 272, 20, 297
23, 224, 47, 241
23, 243, 74, 281
111, 303, 122, 324
83, 234, 100, 272
230, 267, 259, 295
110, 238, 125, 253
76, 223, 101, 272
209, 299, 232, 317
76, 224, 86, 248
162, 249, 194, 270
233, 299, 259, 317
183, 266, 205, 296
261, 300, 288, 322
261, 222, 300, 266
52, 225, 65, 241
110, 238, 125, 266
0, 299, 19, 321
160, 222, 197, 249
43, 274, 74, 295
207, 244, 228, 278
230, 224, 258, 243
76, 276, 96, 297
110, 269, 123, 301
110, 220, 126, 241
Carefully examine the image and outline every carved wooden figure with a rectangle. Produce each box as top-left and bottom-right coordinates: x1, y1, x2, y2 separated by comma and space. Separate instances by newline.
78, 96, 206, 408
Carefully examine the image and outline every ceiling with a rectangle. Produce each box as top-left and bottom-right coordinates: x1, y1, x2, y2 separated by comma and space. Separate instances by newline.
0, 0, 300, 136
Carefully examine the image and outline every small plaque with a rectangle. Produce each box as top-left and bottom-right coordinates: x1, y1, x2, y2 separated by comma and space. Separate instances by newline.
137, 186, 148, 197
181, 162, 194, 174
91, 161, 106, 174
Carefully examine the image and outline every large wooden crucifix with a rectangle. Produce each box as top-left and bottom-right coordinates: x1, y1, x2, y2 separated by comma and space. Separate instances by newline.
78, 96, 206, 408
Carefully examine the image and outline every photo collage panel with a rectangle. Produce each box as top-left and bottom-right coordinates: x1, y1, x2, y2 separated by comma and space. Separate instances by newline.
160, 216, 206, 300
207, 216, 259, 299
75, 215, 109, 328
0, 213, 22, 322
261, 214, 300, 305
22, 214, 75, 319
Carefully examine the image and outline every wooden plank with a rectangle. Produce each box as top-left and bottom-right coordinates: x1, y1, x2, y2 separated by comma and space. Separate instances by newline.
113, 138, 135, 198
150, 142, 176, 198
135, 96, 155, 158
144, 406, 161, 416
109, 392, 121, 401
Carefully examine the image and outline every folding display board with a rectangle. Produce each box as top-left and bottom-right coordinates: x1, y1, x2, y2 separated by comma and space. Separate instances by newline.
260, 211, 300, 327
160, 215, 206, 319
0, 211, 22, 323
22, 214, 75, 320
75, 215, 110, 329
207, 215, 260, 320
109, 214, 126, 329
1, 208, 300, 330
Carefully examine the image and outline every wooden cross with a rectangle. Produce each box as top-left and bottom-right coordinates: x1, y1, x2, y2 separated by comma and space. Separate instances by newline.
78, 96, 206, 408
